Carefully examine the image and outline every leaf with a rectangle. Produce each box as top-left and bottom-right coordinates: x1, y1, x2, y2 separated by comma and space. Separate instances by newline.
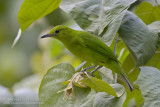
146, 48, 160, 69
148, 21, 160, 34
80, 77, 118, 97
72, 85, 91, 106
94, 92, 126, 107
60, 0, 136, 45
135, 2, 160, 25
119, 11, 158, 66
39, 63, 75, 107
148, 21, 160, 47
135, 66, 160, 107
18, 0, 62, 32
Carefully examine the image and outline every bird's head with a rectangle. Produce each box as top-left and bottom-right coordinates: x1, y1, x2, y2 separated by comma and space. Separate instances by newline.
41, 25, 73, 41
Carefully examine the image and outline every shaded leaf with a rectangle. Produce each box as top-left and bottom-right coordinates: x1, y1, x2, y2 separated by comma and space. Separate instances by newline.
18, 0, 62, 32
94, 92, 126, 107
39, 63, 75, 107
136, 67, 160, 107
73, 85, 91, 106
60, 0, 136, 45
148, 21, 160, 34
119, 11, 158, 66
148, 21, 160, 47
135, 2, 160, 25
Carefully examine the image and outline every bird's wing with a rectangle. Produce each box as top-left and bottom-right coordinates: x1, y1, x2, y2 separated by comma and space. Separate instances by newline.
79, 32, 119, 63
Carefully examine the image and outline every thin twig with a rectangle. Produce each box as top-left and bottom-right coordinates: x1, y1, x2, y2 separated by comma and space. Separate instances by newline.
75, 61, 87, 72
90, 65, 103, 77
114, 34, 120, 83
80, 66, 96, 72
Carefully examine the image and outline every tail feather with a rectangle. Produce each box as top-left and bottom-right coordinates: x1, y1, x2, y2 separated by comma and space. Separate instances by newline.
120, 74, 133, 91
111, 62, 134, 91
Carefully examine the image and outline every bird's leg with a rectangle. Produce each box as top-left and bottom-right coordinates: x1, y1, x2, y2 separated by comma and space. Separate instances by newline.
80, 66, 96, 72
75, 61, 87, 72
90, 65, 103, 77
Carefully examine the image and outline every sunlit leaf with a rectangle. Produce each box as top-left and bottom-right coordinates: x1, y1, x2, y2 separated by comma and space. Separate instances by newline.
80, 77, 118, 97
18, 0, 62, 32
135, 2, 160, 25
94, 92, 126, 107
148, 21, 160, 47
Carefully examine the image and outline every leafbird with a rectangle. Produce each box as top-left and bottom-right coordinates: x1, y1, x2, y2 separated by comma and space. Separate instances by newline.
41, 25, 133, 91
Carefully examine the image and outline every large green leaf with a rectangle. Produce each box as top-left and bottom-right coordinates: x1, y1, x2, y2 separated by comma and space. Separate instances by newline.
119, 11, 158, 66
136, 67, 160, 107
60, 0, 136, 45
18, 0, 62, 32
135, 2, 160, 25
94, 92, 126, 107
72, 85, 91, 106
80, 77, 121, 97
39, 63, 75, 107
148, 21, 160, 47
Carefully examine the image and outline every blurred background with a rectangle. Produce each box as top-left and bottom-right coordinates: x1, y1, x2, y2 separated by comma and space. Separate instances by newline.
0, 0, 82, 106
0, 0, 158, 106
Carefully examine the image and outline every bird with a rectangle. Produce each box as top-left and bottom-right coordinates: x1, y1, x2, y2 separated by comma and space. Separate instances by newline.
41, 25, 133, 91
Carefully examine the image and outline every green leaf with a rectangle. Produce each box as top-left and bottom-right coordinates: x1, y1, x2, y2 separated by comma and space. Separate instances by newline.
18, 0, 62, 32
60, 0, 136, 45
146, 48, 160, 69
39, 63, 75, 107
80, 77, 118, 97
135, 66, 160, 107
148, 21, 160, 34
72, 85, 91, 106
119, 11, 158, 66
135, 2, 160, 25
94, 92, 126, 107
123, 88, 144, 107
148, 21, 160, 47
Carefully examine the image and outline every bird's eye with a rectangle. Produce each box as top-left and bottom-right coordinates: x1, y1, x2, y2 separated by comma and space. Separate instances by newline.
55, 30, 59, 33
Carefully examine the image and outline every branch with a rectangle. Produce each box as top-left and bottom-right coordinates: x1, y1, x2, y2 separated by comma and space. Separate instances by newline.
114, 34, 120, 83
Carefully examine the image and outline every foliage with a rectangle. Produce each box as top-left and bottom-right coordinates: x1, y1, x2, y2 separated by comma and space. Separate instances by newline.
1, 0, 160, 107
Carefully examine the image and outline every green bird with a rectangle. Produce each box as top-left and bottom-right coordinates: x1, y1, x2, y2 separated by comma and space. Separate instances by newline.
41, 25, 133, 91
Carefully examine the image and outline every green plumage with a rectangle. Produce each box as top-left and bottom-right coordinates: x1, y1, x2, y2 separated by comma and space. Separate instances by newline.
41, 25, 133, 91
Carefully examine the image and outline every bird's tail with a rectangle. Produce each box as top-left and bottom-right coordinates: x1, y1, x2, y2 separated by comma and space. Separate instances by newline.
114, 63, 133, 91
120, 73, 133, 91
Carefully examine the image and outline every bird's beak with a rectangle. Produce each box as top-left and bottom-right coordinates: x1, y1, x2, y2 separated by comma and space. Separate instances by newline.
41, 33, 55, 38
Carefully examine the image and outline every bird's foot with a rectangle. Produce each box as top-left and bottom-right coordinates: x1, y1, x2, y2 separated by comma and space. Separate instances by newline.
90, 65, 103, 77
80, 66, 96, 72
